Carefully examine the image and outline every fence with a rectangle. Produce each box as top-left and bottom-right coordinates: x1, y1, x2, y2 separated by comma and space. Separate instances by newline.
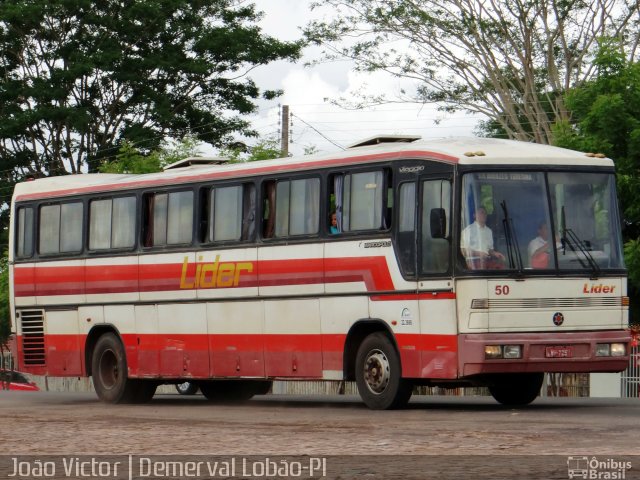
621, 343, 640, 398
0, 344, 12, 371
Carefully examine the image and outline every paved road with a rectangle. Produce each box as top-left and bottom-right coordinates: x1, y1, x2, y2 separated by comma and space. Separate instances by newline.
1, 391, 638, 455
1, 392, 639, 479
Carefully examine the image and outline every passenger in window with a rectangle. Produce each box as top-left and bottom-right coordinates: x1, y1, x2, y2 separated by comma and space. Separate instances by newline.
329, 211, 340, 234
461, 206, 504, 269
528, 222, 560, 268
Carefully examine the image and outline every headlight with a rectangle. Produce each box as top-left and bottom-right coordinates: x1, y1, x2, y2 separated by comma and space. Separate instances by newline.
503, 345, 522, 359
485, 345, 502, 359
484, 345, 522, 359
596, 343, 627, 357
610, 343, 626, 357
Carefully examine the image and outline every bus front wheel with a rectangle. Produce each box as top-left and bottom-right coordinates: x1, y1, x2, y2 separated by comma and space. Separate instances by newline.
488, 373, 544, 406
92, 333, 147, 404
355, 332, 412, 410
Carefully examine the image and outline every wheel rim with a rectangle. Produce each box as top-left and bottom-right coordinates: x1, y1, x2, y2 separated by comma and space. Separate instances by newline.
363, 349, 391, 394
98, 349, 119, 391
177, 382, 191, 393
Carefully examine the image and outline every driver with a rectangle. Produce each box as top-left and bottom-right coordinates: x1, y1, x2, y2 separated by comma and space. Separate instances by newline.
461, 206, 505, 268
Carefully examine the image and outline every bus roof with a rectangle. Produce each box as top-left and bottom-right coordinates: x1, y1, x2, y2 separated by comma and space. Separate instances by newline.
13, 137, 614, 201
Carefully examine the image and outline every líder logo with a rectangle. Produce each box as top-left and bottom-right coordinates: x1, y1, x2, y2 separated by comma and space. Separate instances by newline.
552, 312, 564, 326
180, 255, 253, 289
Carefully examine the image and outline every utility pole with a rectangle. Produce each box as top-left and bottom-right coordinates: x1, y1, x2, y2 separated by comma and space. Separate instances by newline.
280, 104, 290, 157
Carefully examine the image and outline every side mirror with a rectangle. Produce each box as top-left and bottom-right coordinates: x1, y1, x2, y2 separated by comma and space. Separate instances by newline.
430, 208, 446, 239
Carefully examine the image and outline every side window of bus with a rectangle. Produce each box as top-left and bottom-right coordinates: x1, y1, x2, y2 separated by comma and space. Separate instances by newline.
262, 178, 320, 239
16, 206, 35, 258
333, 169, 391, 232
205, 183, 256, 242
396, 183, 417, 276
38, 202, 83, 255
89, 196, 136, 250
143, 191, 193, 247
421, 179, 451, 274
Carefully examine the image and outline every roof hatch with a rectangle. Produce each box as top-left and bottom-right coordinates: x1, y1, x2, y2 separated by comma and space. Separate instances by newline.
347, 135, 422, 149
163, 156, 229, 171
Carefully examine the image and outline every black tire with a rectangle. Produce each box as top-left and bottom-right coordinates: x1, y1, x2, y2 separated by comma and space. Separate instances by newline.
251, 380, 273, 396
488, 373, 544, 406
175, 382, 199, 395
92, 333, 140, 404
355, 332, 413, 410
199, 380, 267, 402
134, 381, 158, 403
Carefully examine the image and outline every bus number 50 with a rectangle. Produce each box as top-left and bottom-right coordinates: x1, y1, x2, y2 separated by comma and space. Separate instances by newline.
495, 285, 510, 296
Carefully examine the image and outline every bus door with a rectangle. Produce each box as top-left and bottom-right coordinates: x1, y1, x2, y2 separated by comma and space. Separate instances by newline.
417, 176, 457, 379
386, 179, 422, 378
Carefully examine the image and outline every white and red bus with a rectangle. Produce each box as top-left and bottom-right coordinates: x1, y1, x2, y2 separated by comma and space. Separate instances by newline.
8, 136, 631, 408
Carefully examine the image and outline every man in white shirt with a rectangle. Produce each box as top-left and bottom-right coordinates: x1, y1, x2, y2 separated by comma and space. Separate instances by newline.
461, 206, 504, 268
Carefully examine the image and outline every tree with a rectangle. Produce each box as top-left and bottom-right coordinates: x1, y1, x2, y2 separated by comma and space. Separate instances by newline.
99, 136, 202, 174
0, 0, 302, 178
305, 0, 639, 145
219, 138, 284, 162
552, 45, 640, 322
0, 0, 302, 263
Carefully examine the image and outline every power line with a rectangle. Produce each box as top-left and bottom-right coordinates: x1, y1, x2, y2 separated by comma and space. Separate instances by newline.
290, 113, 345, 151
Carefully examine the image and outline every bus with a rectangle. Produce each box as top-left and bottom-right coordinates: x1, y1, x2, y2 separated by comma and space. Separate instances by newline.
8, 136, 631, 409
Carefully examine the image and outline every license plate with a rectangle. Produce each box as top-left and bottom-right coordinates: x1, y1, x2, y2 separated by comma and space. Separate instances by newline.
545, 346, 573, 358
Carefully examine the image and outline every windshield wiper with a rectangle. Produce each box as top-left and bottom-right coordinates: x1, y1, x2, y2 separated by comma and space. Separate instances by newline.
560, 206, 600, 278
500, 200, 524, 275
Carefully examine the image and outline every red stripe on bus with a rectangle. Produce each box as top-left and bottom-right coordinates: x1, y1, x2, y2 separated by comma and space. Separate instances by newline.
19, 332, 458, 353
369, 292, 456, 301
13, 256, 397, 296
15, 150, 459, 201
16, 332, 458, 379
256, 258, 325, 287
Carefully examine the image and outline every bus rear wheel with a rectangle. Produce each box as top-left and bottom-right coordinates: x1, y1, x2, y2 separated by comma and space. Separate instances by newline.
175, 382, 199, 395
355, 332, 412, 410
199, 380, 271, 402
92, 333, 149, 404
488, 373, 544, 406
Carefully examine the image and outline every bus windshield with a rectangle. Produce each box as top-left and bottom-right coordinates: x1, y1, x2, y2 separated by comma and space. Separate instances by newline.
460, 171, 624, 273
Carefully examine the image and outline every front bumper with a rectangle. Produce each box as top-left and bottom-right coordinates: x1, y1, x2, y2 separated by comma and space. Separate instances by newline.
459, 330, 631, 377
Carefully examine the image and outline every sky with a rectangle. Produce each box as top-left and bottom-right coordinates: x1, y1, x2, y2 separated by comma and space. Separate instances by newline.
226, 0, 482, 157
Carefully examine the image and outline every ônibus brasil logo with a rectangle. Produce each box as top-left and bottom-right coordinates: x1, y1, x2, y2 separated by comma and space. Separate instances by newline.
567, 456, 632, 479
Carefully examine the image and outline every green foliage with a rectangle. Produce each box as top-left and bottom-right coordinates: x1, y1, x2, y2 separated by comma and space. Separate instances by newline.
624, 240, 640, 326
0, 0, 302, 267
303, 145, 320, 156
553, 44, 640, 224
219, 138, 284, 162
553, 41, 640, 322
100, 137, 202, 174
99, 143, 163, 174
0, 0, 302, 176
